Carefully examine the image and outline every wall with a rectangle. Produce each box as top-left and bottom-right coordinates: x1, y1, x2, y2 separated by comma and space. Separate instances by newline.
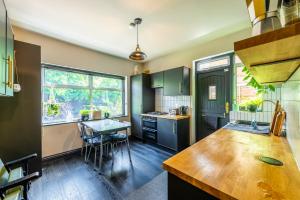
13, 26, 140, 158
281, 68, 300, 169
143, 28, 251, 144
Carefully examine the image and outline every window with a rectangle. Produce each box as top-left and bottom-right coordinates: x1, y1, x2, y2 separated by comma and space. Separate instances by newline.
42, 65, 125, 124
234, 56, 259, 110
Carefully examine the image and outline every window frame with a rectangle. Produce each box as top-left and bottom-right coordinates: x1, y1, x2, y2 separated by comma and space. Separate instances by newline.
41, 63, 126, 125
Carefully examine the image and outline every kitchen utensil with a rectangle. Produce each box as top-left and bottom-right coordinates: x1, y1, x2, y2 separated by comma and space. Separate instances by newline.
270, 100, 280, 133
273, 110, 286, 136
179, 106, 188, 115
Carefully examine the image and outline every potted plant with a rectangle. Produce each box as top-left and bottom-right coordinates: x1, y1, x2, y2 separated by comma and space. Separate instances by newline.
79, 110, 91, 121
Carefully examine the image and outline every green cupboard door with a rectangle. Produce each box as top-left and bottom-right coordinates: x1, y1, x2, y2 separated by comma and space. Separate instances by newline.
5, 16, 14, 96
0, 1, 6, 95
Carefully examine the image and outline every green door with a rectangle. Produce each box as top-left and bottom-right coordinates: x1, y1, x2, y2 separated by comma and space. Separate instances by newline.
0, 1, 6, 95
5, 16, 14, 96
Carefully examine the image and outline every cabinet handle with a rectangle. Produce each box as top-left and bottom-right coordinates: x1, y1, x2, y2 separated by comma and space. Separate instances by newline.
179, 82, 182, 94
5, 55, 13, 88
173, 122, 175, 134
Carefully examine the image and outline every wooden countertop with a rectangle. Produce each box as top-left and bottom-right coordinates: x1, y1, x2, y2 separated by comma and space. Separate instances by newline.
163, 128, 300, 200
140, 113, 190, 120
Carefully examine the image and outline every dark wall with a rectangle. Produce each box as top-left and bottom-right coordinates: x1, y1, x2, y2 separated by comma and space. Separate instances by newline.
0, 40, 42, 174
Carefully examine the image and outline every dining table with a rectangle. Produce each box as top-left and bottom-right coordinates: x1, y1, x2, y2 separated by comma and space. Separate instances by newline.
82, 119, 131, 173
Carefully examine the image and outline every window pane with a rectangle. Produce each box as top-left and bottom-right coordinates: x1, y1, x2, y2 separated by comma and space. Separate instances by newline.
44, 68, 89, 87
197, 56, 230, 71
92, 90, 123, 116
93, 76, 122, 90
236, 66, 257, 104
42, 87, 90, 123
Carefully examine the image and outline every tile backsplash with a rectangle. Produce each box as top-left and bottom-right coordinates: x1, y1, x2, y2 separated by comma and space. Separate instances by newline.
155, 88, 191, 113
230, 87, 281, 123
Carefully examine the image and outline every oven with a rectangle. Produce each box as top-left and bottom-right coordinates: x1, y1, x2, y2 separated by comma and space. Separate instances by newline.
142, 116, 157, 142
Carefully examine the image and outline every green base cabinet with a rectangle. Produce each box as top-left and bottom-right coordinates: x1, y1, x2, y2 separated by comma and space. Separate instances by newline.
157, 118, 189, 151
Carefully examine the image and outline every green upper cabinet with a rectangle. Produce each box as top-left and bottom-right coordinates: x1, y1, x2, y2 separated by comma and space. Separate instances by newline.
0, 0, 6, 95
150, 72, 163, 88
0, 0, 14, 97
5, 16, 14, 96
163, 66, 190, 96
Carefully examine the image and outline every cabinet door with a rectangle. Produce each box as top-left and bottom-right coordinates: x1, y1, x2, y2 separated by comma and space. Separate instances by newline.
131, 75, 143, 138
157, 118, 177, 150
0, 1, 6, 95
5, 16, 14, 96
163, 67, 182, 96
151, 72, 163, 88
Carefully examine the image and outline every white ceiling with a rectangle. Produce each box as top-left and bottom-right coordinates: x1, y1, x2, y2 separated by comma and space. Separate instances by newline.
5, 0, 250, 61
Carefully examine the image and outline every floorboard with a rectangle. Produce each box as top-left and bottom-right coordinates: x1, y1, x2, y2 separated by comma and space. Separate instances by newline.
28, 139, 174, 200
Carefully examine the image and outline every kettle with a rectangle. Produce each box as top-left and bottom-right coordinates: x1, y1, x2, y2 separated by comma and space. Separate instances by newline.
179, 106, 188, 116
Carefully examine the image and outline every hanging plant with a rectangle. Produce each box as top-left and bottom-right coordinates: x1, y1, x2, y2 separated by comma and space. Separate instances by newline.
46, 103, 61, 116
242, 66, 275, 94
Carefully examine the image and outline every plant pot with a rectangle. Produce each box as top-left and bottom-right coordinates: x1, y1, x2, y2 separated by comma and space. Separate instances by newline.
247, 104, 258, 112
81, 115, 89, 121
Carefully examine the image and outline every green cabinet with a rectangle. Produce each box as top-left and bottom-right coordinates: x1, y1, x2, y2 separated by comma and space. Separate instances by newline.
150, 72, 163, 88
163, 66, 190, 96
157, 118, 190, 151
0, 0, 14, 97
0, 0, 6, 95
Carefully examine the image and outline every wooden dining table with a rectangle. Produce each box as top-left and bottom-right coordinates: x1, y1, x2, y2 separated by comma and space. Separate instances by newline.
82, 119, 131, 173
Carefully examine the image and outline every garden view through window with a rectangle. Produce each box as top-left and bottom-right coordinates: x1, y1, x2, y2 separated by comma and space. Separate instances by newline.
42, 65, 125, 124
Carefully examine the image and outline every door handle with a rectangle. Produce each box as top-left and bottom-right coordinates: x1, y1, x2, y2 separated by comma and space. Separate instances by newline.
225, 102, 229, 114
4, 55, 13, 88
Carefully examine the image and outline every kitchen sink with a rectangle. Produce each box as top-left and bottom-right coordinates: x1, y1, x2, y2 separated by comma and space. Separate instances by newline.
224, 120, 270, 135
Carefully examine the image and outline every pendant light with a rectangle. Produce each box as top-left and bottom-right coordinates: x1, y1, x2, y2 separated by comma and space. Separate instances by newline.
129, 18, 147, 61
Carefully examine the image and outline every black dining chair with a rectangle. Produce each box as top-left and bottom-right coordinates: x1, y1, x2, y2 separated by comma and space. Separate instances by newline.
110, 121, 132, 165
82, 125, 111, 169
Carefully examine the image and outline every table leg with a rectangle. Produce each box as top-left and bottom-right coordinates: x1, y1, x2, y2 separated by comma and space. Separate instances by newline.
98, 135, 103, 174
94, 146, 98, 170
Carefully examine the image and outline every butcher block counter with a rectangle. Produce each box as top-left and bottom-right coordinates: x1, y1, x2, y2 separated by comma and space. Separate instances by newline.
163, 128, 300, 200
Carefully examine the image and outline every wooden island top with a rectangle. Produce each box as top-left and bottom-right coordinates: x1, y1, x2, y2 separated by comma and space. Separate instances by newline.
163, 128, 300, 200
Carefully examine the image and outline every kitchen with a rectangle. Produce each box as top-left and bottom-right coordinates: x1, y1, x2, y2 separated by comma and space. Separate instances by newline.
1, 1, 300, 200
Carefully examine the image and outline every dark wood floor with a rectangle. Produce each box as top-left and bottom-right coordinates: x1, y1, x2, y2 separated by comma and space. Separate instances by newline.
29, 139, 174, 200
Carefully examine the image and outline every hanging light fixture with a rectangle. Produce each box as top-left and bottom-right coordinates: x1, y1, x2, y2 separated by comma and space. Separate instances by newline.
129, 18, 147, 61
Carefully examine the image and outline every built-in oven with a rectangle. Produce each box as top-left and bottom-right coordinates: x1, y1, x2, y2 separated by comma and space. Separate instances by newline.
142, 116, 157, 142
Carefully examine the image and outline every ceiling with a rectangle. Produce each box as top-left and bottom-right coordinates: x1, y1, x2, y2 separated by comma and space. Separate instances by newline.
5, 0, 250, 61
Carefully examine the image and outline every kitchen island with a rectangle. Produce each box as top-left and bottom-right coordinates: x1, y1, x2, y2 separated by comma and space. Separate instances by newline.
163, 128, 300, 200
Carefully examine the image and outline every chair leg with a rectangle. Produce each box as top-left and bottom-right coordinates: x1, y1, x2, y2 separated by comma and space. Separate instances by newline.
126, 132, 132, 163
98, 136, 103, 173
111, 143, 114, 166
81, 142, 84, 156
87, 145, 92, 162
84, 143, 88, 162
94, 146, 98, 170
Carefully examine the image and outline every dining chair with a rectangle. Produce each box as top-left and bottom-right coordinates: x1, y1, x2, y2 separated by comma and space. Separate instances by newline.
83, 125, 111, 169
110, 121, 132, 165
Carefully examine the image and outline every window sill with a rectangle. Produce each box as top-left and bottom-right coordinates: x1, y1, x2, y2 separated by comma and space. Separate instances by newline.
42, 115, 129, 127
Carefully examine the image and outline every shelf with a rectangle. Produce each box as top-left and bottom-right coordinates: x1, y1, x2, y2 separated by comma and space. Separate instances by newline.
234, 22, 300, 84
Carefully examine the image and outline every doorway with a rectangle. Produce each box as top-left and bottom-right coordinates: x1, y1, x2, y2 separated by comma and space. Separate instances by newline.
195, 52, 234, 141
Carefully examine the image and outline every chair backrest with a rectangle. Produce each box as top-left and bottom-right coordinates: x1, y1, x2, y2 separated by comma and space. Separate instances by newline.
77, 123, 84, 138
84, 126, 94, 137
0, 159, 9, 186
